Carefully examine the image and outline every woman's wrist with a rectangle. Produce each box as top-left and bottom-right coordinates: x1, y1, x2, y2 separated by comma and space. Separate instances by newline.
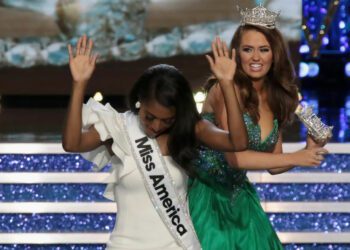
71, 85, 87, 97
218, 79, 234, 88
72, 81, 88, 90
73, 79, 88, 85
283, 153, 295, 167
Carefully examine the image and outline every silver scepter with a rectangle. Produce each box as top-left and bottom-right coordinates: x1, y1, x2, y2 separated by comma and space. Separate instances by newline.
295, 104, 333, 143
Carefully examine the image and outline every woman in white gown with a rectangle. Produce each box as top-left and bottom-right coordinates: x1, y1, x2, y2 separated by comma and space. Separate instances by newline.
62, 35, 248, 250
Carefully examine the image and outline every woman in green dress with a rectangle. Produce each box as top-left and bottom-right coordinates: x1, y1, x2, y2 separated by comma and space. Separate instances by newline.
188, 6, 328, 250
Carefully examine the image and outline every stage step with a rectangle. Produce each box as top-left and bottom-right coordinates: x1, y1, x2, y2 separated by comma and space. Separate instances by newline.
0, 143, 349, 248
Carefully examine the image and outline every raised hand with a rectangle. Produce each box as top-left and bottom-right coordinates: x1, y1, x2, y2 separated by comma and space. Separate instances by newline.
205, 37, 236, 82
68, 35, 98, 86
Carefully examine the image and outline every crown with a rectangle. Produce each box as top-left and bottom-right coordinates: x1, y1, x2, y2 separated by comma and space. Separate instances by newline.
295, 105, 333, 143
238, 4, 280, 29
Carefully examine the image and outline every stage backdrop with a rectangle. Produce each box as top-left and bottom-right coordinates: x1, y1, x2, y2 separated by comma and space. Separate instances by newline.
0, 0, 301, 68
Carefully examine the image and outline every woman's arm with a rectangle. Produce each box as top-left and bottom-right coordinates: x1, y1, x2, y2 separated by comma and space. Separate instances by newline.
62, 35, 102, 152
266, 132, 298, 174
265, 133, 329, 174
224, 131, 328, 173
196, 37, 248, 152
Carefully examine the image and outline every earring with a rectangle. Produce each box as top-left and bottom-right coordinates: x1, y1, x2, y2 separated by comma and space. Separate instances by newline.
135, 101, 141, 109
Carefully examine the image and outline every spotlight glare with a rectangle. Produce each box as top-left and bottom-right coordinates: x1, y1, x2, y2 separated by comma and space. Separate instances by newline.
93, 92, 103, 102
194, 91, 206, 103
196, 103, 203, 113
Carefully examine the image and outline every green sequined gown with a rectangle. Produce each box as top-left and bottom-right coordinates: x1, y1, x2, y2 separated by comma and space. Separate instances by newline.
188, 113, 283, 250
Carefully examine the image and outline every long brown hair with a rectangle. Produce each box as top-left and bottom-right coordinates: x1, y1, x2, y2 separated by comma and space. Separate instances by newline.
206, 25, 298, 127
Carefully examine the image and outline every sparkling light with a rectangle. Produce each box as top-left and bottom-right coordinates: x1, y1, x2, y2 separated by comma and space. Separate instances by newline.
345, 96, 350, 109
93, 92, 103, 102
196, 103, 203, 113
322, 36, 329, 45
307, 62, 320, 77
299, 62, 309, 78
299, 44, 310, 53
194, 91, 206, 103
194, 91, 206, 113
339, 21, 346, 29
345, 62, 350, 77
0, 154, 110, 172
302, 0, 350, 54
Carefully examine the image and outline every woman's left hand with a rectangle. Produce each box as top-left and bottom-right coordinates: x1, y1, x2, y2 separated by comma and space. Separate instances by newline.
206, 37, 236, 82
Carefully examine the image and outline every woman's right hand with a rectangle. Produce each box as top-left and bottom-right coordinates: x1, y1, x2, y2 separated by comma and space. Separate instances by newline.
206, 37, 236, 83
68, 35, 98, 87
291, 147, 328, 167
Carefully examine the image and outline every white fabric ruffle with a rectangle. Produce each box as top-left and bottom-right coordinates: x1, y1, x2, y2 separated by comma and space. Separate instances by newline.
81, 98, 137, 200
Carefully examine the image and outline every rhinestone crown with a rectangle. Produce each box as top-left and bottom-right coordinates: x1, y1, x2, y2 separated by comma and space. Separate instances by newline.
239, 4, 280, 29
295, 105, 333, 143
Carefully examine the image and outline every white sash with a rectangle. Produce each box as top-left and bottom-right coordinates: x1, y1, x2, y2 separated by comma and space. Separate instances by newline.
123, 113, 201, 250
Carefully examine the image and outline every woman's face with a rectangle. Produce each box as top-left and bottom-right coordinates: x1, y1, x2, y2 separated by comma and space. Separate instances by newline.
138, 99, 176, 138
239, 30, 273, 82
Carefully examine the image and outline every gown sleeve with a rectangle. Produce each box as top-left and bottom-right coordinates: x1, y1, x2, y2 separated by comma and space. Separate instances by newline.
80, 98, 132, 200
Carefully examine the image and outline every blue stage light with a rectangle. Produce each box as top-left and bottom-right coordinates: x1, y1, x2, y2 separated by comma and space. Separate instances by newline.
339, 21, 346, 29
345, 62, 350, 77
307, 62, 319, 77
340, 36, 347, 43
299, 62, 309, 78
322, 36, 329, 45
303, 0, 350, 54
299, 45, 310, 54
345, 96, 350, 109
